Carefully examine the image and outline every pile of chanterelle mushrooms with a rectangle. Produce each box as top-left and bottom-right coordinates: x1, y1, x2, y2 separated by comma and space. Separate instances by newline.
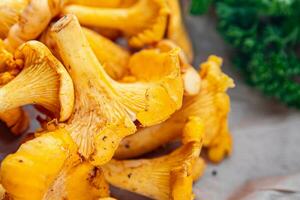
0, 0, 235, 199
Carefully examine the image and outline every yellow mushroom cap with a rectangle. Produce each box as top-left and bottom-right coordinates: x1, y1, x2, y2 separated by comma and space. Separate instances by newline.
63, 0, 169, 47
0, 40, 74, 122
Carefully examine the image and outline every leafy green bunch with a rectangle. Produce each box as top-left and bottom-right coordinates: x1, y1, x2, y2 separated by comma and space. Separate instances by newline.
191, 0, 300, 108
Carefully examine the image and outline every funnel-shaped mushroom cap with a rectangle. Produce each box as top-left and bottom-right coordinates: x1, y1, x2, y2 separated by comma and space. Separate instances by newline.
0, 0, 28, 39
103, 117, 205, 200
0, 41, 74, 121
4, 0, 65, 50
50, 15, 183, 165
166, 0, 193, 62
63, 0, 169, 47
116, 55, 234, 162
0, 108, 29, 135
0, 129, 110, 200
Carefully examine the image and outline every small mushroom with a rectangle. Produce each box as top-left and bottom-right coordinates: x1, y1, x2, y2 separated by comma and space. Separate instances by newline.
115, 55, 235, 162
102, 117, 205, 200
50, 15, 183, 165
0, 129, 110, 200
63, 0, 169, 47
0, 40, 74, 122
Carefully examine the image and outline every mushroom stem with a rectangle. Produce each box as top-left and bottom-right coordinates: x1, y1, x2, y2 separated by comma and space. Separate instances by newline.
51, 15, 116, 92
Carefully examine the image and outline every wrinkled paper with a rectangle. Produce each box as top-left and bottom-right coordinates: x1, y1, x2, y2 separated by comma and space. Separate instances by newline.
230, 174, 300, 200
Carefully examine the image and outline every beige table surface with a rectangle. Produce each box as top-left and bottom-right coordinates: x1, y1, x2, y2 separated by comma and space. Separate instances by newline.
1, 10, 300, 200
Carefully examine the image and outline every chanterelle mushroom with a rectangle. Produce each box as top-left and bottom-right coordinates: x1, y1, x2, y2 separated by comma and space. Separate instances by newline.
116, 55, 235, 163
0, 0, 29, 39
0, 40, 74, 122
0, 129, 110, 200
63, 0, 169, 47
50, 14, 183, 164
50, 15, 183, 165
102, 117, 205, 200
